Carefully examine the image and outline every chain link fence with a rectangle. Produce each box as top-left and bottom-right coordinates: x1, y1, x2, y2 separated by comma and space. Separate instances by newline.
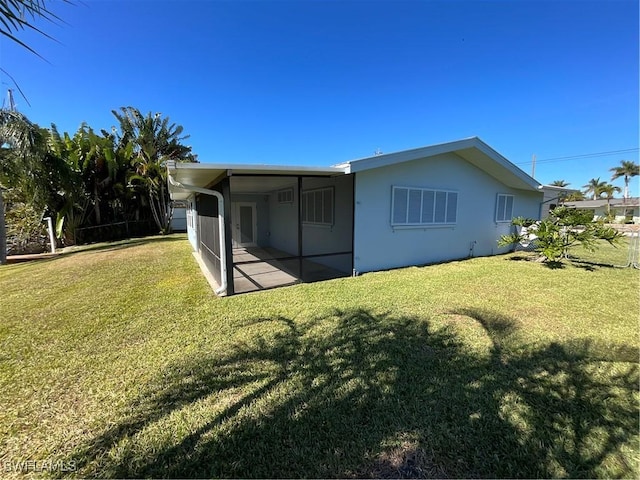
566, 226, 640, 269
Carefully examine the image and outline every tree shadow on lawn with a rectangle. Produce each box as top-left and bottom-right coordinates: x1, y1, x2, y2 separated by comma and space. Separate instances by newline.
506, 254, 566, 270
64, 308, 638, 478
569, 259, 623, 271
5, 235, 186, 266
507, 252, 628, 271
61, 234, 186, 256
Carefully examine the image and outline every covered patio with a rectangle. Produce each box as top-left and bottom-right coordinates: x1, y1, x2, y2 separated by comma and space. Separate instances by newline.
167, 161, 354, 296
233, 247, 350, 294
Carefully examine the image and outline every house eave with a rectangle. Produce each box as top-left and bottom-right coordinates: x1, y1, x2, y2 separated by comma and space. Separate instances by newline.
335, 137, 541, 192
541, 185, 580, 192
168, 161, 346, 200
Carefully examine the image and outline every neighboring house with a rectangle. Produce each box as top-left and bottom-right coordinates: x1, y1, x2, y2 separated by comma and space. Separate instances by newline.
539, 185, 579, 218
168, 137, 543, 296
563, 198, 640, 224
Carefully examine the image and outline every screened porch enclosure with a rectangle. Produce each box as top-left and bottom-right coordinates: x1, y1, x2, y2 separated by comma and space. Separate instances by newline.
195, 193, 223, 287
228, 173, 354, 294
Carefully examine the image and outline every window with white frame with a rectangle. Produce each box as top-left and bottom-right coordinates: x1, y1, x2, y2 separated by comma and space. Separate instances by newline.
391, 186, 458, 226
277, 188, 293, 204
302, 187, 334, 225
496, 194, 514, 222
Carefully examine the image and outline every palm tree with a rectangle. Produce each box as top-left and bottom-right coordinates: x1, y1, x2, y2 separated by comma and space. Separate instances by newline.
0, 109, 43, 264
564, 191, 585, 201
0, 1, 73, 58
610, 160, 639, 199
550, 180, 572, 203
112, 107, 196, 234
582, 178, 607, 201
600, 183, 622, 219
600, 183, 621, 199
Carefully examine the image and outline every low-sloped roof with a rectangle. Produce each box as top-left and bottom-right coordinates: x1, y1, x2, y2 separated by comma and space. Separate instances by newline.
564, 198, 640, 208
168, 137, 542, 200
334, 137, 541, 191
167, 162, 343, 200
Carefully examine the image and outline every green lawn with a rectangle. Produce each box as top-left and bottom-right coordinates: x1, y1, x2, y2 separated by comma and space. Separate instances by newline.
0, 235, 638, 478
567, 236, 640, 268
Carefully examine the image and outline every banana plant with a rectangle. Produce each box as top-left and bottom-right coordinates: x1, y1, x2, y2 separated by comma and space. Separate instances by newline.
113, 107, 195, 234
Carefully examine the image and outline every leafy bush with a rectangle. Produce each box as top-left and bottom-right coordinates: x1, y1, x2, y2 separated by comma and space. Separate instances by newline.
4, 188, 48, 254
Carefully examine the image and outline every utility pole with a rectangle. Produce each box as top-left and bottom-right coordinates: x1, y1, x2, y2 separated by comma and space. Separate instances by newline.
1, 90, 19, 264
7, 89, 16, 111
531, 154, 536, 178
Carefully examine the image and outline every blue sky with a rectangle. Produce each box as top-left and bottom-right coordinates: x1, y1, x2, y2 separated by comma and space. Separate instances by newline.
1, 0, 638, 196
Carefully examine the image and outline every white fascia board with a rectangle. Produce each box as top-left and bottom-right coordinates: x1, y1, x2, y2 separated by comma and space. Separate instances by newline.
338, 137, 541, 192
167, 160, 347, 199
541, 185, 580, 192
173, 162, 345, 176
337, 137, 479, 173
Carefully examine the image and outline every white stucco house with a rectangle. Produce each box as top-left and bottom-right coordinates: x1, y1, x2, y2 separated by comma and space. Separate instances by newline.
168, 137, 543, 295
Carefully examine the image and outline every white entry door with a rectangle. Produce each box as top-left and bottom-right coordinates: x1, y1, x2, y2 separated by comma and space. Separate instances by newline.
232, 202, 257, 247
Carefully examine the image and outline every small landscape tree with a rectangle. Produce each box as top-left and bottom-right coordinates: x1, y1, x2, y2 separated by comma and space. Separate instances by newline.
498, 206, 622, 263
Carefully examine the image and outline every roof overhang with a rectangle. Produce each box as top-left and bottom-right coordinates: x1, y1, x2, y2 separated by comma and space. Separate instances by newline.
335, 137, 542, 192
540, 185, 579, 192
167, 161, 346, 200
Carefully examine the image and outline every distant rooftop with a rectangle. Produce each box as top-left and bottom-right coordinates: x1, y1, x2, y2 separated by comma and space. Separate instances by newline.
563, 197, 640, 208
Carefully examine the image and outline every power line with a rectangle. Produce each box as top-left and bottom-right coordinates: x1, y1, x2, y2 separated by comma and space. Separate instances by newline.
516, 147, 639, 166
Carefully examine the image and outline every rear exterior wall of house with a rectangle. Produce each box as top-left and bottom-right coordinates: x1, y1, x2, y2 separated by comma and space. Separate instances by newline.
352, 152, 542, 274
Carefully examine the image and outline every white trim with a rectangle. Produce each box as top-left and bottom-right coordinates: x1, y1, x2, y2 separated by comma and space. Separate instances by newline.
336, 137, 541, 192
392, 225, 456, 231
170, 160, 345, 175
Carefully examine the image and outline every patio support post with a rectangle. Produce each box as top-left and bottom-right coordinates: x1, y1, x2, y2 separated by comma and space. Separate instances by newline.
351, 173, 356, 276
298, 176, 303, 280
221, 177, 235, 296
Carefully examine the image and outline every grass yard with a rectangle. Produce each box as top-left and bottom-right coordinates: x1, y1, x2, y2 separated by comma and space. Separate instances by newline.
566, 236, 640, 268
0, 235, 638, 478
